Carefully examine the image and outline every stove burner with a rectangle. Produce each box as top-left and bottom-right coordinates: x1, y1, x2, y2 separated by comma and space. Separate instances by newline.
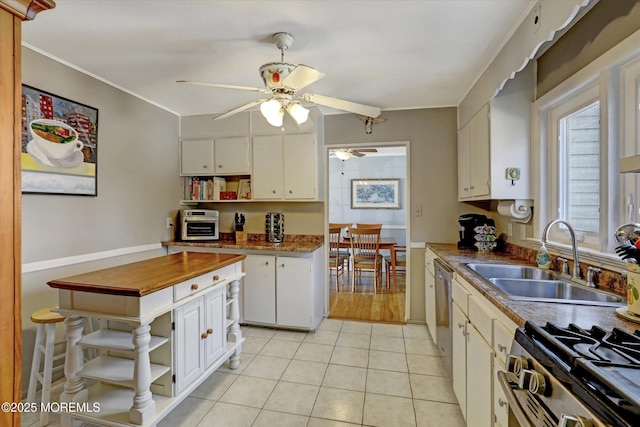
518, 321, 640, 426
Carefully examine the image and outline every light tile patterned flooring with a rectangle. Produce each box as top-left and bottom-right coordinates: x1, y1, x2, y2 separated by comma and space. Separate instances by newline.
159, 319, 465, 427
22, 319, 465, 427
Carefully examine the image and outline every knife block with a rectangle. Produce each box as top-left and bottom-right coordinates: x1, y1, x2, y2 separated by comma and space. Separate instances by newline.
235, 231, 246, 243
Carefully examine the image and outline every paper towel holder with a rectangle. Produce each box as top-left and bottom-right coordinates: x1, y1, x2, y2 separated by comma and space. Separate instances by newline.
497, 199, 533, 223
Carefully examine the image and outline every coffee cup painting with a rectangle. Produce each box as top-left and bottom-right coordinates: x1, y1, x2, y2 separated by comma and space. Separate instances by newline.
21, 85, 98, 196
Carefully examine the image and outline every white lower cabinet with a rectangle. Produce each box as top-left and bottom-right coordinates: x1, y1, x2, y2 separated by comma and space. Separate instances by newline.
243, 249, 323, 330
452, 301, 469, 421
425, 249, 438, 344
174, 285, 225, 395
466, 323, 494, 426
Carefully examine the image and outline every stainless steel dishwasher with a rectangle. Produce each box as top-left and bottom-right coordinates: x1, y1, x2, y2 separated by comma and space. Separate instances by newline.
434, 259, 454, 375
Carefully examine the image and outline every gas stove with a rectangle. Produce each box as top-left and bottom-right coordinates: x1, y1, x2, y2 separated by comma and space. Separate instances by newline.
500, 321, 640, 427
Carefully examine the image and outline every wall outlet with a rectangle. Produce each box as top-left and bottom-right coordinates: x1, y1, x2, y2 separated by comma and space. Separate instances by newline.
507, 223, 513, 237
414, 205, 422, 217
167, 217, 174, 229
520, 224, 527, 240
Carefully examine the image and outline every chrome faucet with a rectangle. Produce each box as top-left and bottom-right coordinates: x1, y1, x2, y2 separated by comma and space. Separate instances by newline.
542, 219, 581, 281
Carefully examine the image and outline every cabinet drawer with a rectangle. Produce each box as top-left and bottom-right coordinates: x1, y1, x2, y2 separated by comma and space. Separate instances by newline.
174, 264, 236, 301
468, 296, 492, 342
452, 279, 470, 315
493, 319, 515, 365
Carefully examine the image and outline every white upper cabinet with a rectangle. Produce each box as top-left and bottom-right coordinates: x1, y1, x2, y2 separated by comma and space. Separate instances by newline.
213, 137, 250, 175
457, 63, 534, 201
252, 135, 284, 199
181, 137, 250, 176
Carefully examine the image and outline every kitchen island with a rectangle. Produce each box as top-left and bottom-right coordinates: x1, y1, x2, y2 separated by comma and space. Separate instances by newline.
48, 251, 246, 427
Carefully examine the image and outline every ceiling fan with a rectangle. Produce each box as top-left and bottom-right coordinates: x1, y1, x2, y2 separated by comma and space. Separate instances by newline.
177, 32, 381, 127
331, 148, 378, 160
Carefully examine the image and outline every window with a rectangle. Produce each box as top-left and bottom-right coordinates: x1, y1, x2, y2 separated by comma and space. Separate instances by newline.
546, 84, 602, 249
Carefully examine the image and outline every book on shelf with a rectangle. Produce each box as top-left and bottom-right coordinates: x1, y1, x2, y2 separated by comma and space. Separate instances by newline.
183, 177, 226, 201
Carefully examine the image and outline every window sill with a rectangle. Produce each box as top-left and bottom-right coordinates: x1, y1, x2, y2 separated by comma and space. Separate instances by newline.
527, 238, 627, 273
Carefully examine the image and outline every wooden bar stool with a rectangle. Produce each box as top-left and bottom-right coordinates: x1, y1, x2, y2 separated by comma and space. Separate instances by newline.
27, 307, 66, 426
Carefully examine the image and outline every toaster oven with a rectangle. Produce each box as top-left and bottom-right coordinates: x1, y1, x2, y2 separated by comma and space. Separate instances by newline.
181, 209, 219, 241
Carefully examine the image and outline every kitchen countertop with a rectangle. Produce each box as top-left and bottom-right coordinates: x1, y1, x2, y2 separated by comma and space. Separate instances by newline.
428, 243, 639, 333
48, 251, 246, 297
162, 237, 323, 253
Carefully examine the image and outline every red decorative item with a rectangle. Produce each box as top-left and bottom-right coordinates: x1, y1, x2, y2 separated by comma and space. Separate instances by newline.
220, 191, 237, 200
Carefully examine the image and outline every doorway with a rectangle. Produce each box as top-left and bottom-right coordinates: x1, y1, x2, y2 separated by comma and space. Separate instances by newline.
325, 143, 410, 323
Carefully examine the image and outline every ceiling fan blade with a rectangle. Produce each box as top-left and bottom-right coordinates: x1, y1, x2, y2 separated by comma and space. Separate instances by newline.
282, 65, 325, 91
352, 151, 366, 157
177, 80, 270, 94
301, 93, 381, 118
353, 149, 378, 153
214, 99, 267, 120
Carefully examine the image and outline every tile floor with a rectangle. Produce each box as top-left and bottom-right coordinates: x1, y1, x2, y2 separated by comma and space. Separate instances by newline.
22, 319, 465, 427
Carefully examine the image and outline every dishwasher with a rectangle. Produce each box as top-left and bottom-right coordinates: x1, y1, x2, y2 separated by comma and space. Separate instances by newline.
434, 259, 454, 375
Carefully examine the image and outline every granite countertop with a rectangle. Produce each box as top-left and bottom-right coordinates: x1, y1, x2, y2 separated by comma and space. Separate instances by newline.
162, 237, 323, 253
427, 243, 639, 333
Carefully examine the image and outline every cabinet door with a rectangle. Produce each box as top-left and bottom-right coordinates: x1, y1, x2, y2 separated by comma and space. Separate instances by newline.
243, 255, 277, 324
457, 123, 471, 200
182, 139, 215, 175
283, 134, 316, 199
214, 137, 250, 175
252, 135, 283, 199
276, 256, 312, 328
466, 324, 494, 427
452, 302, 468, 421
174, 298, 204, 394
425, 266, 437, 345
469, 105, 490, 198
204, 287, 225, 367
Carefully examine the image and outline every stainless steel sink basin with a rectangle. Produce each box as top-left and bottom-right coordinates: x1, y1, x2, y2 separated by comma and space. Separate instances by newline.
487, 278, 624, 305
466, 263, 557, 280
464, 263, 624, 306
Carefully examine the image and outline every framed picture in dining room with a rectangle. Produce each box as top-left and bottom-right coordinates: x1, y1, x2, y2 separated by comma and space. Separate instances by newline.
20, 84, 99, 196
351, 178, 400, 209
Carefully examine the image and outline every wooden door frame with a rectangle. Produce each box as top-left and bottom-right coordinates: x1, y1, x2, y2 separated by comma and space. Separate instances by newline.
0, 2, 55, 426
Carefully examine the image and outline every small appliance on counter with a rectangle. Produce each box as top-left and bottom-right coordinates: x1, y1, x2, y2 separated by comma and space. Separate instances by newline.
458, 213, 494, 249
181, 209, 219, 241
265, 212, 284, 243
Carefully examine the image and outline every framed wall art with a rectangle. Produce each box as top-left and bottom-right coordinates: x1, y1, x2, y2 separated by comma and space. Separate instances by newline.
20, 85, 99, 196
351, 178, 400, 209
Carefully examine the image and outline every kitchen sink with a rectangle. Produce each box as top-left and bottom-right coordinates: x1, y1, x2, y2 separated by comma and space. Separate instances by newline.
487, 278, 624, 305
464, 263, 625, 306
466, 263, 557, 280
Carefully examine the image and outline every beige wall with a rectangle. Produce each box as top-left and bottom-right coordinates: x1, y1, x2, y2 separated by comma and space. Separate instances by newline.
21, 48, 180, 394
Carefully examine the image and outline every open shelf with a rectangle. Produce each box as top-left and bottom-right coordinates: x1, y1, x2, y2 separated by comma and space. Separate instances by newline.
80, 356, 170, 389
79, 329, 168, 354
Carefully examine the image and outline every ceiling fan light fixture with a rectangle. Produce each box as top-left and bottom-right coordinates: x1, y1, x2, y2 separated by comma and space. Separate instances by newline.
335, 150, 353, 161
286, 102, 309, 125
260, 99, 284, 127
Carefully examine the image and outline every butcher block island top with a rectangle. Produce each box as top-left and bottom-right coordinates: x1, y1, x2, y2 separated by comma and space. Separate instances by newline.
48, 251, 246, 297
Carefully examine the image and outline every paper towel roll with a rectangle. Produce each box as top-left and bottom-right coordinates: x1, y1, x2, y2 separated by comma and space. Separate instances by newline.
497, 200, 532, 223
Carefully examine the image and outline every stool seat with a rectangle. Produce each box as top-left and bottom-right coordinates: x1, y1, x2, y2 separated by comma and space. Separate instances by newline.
31, 307, 65, 324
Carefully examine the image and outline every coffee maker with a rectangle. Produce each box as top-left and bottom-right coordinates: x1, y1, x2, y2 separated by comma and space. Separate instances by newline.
458, 214, 494, 249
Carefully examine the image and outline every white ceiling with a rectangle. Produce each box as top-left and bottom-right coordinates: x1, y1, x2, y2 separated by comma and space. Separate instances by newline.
21, 0, 536, 117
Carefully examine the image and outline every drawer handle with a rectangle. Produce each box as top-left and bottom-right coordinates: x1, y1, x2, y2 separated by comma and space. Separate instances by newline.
213, 275, 220, 281
498, 397, 506, 407
191, 284, 199, 291
201, 332, 208, 339
207, 328, 213, 334
497, 343, 507, 353
457, 322, 465, 329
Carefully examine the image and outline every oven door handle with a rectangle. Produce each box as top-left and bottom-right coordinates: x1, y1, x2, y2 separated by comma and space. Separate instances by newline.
497, 370, 534, 427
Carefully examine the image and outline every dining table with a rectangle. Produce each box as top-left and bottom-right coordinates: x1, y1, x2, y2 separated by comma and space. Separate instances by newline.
339, 237, 398, 288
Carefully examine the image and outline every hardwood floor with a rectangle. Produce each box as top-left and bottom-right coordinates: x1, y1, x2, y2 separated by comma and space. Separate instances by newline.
328, 272, 406, 324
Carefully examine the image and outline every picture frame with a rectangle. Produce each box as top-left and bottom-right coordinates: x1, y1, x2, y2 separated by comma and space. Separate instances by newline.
351, 178, 400, 209
238, 179, 251, 200
20, 84, 99, 196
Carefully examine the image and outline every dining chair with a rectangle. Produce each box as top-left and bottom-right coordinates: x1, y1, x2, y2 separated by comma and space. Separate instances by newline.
349, 226, 383, 292
329, 226, 350, 291
384, 245, 406, 289
356, 223, 382, 229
